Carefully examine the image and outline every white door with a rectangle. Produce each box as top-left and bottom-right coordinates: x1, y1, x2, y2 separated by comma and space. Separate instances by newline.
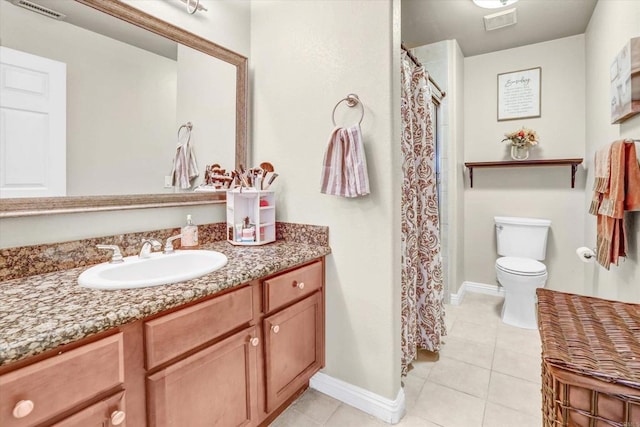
0, 46, 66, 198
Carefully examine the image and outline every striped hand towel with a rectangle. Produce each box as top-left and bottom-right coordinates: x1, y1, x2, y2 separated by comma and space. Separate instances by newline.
320, 124, 370, 197
171, 136, 199, 189
588, 143, 612, 215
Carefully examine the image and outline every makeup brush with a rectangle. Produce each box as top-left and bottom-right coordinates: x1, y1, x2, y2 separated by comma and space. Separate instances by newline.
260, 162, 274, 173
263, 173, 279, 190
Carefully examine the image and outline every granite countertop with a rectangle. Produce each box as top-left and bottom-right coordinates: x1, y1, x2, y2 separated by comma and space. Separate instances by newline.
0, 240, 331, 367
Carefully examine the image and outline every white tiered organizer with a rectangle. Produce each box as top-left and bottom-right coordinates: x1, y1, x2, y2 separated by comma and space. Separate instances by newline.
226, 188, 276, 245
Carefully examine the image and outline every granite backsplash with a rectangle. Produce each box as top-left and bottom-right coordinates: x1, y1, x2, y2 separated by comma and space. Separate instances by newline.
0, 222, 328, 282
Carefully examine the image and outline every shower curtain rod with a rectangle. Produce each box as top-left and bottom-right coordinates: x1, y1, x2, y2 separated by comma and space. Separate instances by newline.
401, 43, 446, 99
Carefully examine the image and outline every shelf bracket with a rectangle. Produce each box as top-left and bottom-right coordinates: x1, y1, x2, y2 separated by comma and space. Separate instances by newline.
469, 167, 474, 188
571, 163, 578, 188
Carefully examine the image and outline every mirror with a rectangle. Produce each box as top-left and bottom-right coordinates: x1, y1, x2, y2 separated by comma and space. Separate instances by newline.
0, 0, 247, 217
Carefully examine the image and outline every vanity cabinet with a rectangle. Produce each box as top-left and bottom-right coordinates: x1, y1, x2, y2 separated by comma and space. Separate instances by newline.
143, 260, 325, 426
0, 257, 325, 427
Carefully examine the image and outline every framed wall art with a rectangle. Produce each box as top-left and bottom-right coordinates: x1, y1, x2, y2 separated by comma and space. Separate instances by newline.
610, 37, 640, 124
497, 67, 541, 121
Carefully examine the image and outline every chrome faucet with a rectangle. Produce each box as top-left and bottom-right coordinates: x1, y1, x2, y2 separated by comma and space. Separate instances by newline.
163, 234, 183, 254
139, 239, 162, 258
96, 244, 124, 264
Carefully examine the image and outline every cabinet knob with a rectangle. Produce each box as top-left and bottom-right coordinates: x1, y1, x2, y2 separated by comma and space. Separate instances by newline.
13, 400, 34, 418
110, 410, 126, 425
271, 325, 280, 334
250, 337, 259, 347
293, 281, 305, 290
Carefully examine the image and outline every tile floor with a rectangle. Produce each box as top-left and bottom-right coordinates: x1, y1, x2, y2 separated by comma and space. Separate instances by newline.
270, 292, 543, 427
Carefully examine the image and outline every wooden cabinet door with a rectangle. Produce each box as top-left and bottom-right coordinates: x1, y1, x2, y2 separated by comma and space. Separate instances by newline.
147, 326, 259, 427
263, 292, 323, 413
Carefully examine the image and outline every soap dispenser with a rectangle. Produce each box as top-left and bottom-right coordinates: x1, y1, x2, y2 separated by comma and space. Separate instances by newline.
181, 214, 199, 248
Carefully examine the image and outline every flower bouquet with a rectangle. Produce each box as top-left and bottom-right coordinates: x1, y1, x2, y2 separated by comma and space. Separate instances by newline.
502, 127, 539, 160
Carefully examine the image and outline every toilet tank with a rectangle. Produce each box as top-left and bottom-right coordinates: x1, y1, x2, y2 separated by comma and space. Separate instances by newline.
495, 216, 551, 260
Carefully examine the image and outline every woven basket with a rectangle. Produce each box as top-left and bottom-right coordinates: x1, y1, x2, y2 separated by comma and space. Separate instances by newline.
537, 289, 640, 427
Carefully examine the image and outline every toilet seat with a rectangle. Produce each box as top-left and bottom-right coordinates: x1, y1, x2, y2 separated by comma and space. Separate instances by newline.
496, 257, 546, 276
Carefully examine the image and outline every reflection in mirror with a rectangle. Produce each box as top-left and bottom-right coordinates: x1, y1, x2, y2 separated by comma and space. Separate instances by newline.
0, 0, 247, 216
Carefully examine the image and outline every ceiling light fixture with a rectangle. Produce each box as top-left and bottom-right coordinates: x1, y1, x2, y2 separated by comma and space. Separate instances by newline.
473, 0, 519, 9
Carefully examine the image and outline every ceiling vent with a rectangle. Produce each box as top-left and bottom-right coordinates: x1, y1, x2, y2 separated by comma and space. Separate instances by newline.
9, 0, 66, 20
483, 8, 517, 31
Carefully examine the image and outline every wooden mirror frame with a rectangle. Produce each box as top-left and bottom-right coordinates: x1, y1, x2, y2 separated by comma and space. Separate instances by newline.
0, 0, 247, 218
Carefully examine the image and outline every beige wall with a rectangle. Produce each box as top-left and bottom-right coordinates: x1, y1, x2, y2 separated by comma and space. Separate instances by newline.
176, 44, 237, 181
583, 0, 640, 302
463, 35, 587, 293
251, 0, 401, 400
122, 0, 250, 57
0, 0, 248, 248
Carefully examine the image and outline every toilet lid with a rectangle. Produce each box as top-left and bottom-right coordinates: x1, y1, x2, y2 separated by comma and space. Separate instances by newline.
496, 257, 546, 276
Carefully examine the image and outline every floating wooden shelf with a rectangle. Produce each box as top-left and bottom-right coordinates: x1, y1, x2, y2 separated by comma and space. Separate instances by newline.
464, 158, 584, 188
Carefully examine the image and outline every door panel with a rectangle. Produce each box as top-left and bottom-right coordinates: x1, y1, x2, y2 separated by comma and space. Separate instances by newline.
147, 326, 258, 427
263, 293, 322, 412
0, 46, 66, 198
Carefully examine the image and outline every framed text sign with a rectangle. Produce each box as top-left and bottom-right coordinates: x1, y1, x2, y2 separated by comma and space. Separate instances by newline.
497, 67, 541, 121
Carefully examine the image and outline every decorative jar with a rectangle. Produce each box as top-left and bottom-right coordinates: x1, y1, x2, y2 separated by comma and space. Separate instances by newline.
510, 145, 530, 161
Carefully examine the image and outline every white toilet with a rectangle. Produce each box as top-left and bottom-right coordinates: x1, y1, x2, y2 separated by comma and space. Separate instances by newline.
494, 216, 551, 330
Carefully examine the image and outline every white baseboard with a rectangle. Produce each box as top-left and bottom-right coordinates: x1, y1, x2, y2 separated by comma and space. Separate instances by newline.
309, 372, 406, 424
450, 281, 504, 305
449, 284, 466, 305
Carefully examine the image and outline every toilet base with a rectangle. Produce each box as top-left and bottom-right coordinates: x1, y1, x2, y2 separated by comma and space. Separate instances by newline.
501, 298, 539, 330
496, 266, 547, 330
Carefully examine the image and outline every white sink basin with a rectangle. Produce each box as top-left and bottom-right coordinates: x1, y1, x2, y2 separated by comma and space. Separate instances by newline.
78, 250, 228, 290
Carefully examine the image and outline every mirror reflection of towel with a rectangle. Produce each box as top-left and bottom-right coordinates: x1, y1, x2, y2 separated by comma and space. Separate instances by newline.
320, 124, 370, 197
171, 135, 199, 189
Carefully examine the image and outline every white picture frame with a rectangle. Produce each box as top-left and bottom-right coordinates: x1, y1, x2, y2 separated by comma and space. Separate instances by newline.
497, 67, 541, 121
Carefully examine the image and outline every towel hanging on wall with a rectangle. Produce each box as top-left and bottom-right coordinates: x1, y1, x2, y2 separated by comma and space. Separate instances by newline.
320, 124, 370, 197
320, 94, 369, 197
171, 122, 199, 189
589, 139, 640, 269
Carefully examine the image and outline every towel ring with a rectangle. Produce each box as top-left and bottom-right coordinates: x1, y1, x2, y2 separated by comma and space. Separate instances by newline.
177, 122, 193, 145
332, 94, 364, 126
186, 0, 199, 14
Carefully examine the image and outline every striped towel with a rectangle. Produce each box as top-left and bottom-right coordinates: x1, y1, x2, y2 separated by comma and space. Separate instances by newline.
320, 124, 370, 197
171, 134, 199, 189
588, 143, 612, 215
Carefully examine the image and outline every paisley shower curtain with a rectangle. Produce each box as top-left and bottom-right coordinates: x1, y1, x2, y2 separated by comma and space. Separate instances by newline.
400, 50, 445, 376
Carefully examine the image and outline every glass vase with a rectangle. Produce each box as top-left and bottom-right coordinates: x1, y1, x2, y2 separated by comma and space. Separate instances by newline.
510, 145, 530, 161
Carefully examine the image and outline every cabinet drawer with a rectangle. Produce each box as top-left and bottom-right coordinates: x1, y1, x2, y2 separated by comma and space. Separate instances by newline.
145, 285, 253, 369
0, 333, 124, 427
264, 261, 323, 313
52, 390, 125, 427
